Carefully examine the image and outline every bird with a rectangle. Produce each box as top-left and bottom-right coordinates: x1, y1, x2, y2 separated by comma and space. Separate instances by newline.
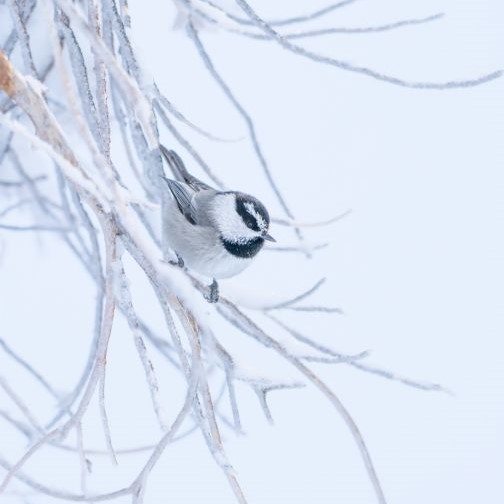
160, 145, 275, 303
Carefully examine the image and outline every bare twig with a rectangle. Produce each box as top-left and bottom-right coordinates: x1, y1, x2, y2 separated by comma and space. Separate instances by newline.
234, 0, 502, 89
196, 0, 358, 27
6, 0, 38, 77
216, 298, 387, 504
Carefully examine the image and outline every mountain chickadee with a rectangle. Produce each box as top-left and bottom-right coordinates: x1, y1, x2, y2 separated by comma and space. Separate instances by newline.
160, 145, 275, 303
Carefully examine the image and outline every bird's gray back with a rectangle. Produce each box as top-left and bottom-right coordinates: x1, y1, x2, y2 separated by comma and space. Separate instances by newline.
192, 189, 218, 227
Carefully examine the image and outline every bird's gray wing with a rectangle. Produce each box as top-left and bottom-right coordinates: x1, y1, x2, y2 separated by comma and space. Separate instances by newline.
160, 145, 212, 192
163, 178, 199, 225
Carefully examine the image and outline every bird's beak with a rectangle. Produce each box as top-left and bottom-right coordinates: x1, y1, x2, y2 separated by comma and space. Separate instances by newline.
263, 233, 276, 242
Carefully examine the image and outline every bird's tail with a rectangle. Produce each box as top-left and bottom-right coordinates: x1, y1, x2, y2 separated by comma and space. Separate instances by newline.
159, 145, 212, 191
159, 144, 190, 183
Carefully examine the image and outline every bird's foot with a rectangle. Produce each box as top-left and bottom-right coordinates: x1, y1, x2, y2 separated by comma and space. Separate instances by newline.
204, 279, 219, 303
166, 253, 184, 268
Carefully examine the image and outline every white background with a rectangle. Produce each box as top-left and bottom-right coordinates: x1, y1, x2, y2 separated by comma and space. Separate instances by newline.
1, 0, 503, 503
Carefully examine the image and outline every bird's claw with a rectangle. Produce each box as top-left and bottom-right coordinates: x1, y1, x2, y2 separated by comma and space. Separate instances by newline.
204, 279, 219, 303
166, 253, 184, 268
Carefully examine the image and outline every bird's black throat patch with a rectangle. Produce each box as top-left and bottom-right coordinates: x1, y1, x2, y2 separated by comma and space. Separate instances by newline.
220, 236, 264, 258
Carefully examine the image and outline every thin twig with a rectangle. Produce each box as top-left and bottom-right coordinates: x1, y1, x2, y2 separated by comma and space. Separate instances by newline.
234, 0, 502, 89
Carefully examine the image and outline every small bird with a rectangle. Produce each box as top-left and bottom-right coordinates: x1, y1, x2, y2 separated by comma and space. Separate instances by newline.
160, 145, 275, 303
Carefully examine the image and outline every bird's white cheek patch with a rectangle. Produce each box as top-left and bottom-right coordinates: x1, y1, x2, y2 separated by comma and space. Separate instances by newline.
212, 195, 256, 242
